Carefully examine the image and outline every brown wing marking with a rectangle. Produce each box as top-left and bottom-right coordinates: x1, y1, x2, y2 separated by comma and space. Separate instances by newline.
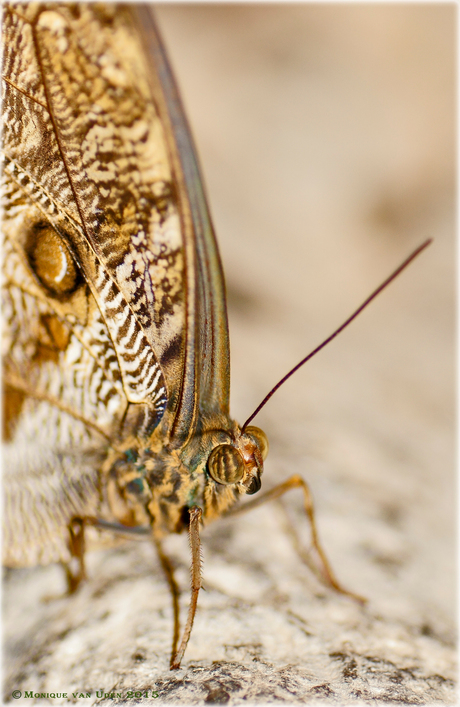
133, 7, 231, 449
3, 4, 178, 434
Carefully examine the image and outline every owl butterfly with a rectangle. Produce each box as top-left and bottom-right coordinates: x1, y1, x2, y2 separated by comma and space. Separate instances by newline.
2, 3, 429, 669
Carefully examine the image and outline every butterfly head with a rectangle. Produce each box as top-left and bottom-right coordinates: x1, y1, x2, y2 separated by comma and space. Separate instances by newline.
207, 425, 268, 496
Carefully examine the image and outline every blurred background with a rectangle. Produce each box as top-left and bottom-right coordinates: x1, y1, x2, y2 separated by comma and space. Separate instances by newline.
156, 3, 455, 642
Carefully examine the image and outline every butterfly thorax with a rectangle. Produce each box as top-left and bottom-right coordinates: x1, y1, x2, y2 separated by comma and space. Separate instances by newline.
103, 422, 268, 536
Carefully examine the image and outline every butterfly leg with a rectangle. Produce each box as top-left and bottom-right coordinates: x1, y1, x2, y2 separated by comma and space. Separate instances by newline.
63, 517, 86, 594
228, 474, 366, 604
170, 506, 203, 669
153, 535, 180, 664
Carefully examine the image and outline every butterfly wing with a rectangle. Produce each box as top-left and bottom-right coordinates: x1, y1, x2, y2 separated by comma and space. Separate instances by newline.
132, 5, 230, 446
2, 4, 230, 565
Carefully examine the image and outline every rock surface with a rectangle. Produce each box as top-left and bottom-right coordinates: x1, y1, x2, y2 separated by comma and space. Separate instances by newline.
4, 5, 455, 705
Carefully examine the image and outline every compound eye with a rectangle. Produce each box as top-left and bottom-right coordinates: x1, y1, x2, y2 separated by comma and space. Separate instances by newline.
245, 426, 269, 461
208, 444, 245, 485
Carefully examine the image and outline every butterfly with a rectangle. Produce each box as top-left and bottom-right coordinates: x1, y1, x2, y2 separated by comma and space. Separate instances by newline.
2, 2, 429, 670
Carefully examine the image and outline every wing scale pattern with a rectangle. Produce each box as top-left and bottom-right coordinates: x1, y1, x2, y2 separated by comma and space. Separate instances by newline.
2, 3, 193, 563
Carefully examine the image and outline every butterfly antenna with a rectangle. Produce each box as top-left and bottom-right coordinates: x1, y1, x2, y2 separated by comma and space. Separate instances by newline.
242, 238, 432, 431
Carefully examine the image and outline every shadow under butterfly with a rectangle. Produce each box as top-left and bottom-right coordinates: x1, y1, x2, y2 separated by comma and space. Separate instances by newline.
1, 3, 430, 669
